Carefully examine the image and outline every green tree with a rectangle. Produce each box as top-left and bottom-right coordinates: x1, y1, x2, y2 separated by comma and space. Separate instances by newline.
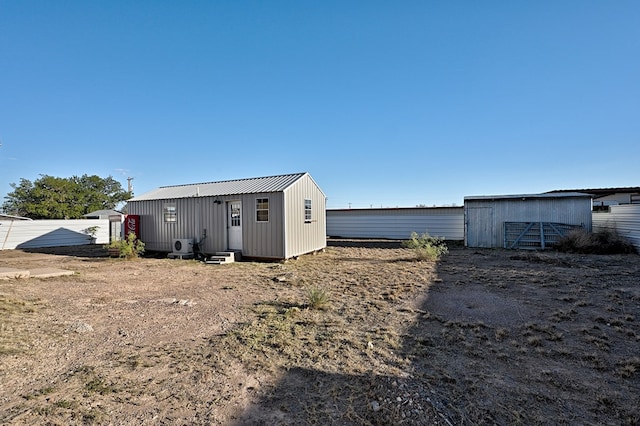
2, 174, 131, 219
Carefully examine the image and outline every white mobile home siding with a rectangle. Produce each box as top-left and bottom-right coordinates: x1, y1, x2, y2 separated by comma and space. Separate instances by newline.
465, 194, 592, 248
326, 207, 464, 240
593, 204, 640, 251
0, 219, 109, 250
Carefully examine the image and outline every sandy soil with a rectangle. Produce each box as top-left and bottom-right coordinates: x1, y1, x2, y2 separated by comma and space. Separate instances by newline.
0, 240, 638, 425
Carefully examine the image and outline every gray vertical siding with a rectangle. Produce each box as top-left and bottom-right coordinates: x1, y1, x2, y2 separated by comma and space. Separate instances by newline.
593, 204, 640, 251
128, 197, 227, 253
465, 196, 593, 248
284, 174, 327, 258
127, 183, 325, 258
326, 207, 463, 240
198, 197, 226, 254
129, 199, 173, 252
241, 192, 285, 259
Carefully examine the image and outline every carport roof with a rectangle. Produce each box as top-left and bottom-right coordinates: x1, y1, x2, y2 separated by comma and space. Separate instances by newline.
128, 172, 308, 201
547, 187, 640, 196
464, 192, 592, 202
83, 209, 123, 219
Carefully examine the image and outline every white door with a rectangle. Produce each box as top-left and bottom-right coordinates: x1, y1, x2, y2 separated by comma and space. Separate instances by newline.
228, 201, 243, 250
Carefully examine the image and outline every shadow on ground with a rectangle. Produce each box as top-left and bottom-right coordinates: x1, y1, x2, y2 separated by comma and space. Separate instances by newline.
234, 243, 640, 425
22, 244, 109, 258
237, 368, 443, 425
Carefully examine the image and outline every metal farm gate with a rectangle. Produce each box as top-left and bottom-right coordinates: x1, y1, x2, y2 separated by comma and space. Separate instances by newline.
503, 222, 582, 249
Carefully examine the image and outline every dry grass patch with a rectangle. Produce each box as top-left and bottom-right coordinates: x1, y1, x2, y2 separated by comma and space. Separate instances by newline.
617, 357, 640, 378
307, 286, 330, 310
0, 295, 47, 355
556, 228, 637, 254
1, 242, 639, 425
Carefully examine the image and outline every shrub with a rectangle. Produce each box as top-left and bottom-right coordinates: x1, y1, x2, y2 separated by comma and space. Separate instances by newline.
83, 226, 100, 243
555, 229, 636, 254
403, 232, 449, 261
307, 286, 330, 310
104, 232, 145, 259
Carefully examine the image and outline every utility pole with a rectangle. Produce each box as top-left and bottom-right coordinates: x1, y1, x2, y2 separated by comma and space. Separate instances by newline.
127, 177, 134, 194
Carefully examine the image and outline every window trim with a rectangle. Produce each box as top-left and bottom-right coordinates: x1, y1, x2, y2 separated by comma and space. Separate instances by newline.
256, 197, 269, 222
163, 204, 177, 223
304, 198, 312, 223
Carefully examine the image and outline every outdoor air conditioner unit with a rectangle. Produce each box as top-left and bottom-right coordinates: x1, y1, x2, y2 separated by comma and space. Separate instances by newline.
172, 238, 194, 255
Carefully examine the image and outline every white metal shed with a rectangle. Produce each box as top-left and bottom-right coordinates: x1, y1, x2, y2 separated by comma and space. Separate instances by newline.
464, 192, 592, 249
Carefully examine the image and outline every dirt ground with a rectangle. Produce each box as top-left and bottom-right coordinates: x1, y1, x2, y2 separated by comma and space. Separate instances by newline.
0, 240, 639, 425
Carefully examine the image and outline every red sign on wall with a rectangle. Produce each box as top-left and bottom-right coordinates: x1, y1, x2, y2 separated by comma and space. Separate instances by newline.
124, 214, 140, 240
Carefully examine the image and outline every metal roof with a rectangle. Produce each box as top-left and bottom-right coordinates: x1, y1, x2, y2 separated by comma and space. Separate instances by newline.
128, 172, 308, 201
464, 192, 592, 202
83, 209, 123, 218
547, 187, 640, 195
547, 187, 640, 199
327, 206, 463, 212
0, 214, 32, 221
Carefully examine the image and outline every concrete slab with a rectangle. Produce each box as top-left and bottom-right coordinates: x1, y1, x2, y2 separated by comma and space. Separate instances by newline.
29, 268, 75, 278
0, 267, 74, 279
0, 267, 30, 279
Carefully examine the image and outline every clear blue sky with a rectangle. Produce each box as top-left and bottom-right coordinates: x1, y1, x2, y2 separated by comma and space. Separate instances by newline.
1, 1, 638, 209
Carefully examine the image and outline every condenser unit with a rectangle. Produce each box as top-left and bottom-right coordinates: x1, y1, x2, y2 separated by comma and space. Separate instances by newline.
172, 238, 194, 255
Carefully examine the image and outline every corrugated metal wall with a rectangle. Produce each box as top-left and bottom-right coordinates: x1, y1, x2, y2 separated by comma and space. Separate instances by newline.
129, 199, 171, 252
465, 197, 593, 248
127, 197, 226, 253
592, 204, 640, 251
283, 174, 327, 258
464, 197, 592, 248
326, 207, 464, 240
0, 219, 109, 250
199, 197, 227, 253
240, 192, 285, 259
128, 199, 162, 251
128, 175, 327, 259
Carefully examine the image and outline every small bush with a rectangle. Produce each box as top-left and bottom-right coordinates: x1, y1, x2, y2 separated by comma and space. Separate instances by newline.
403, 232, 449, 261
104, 232, 145, 259
555, 229, 636, 254
307, 286, 330, 310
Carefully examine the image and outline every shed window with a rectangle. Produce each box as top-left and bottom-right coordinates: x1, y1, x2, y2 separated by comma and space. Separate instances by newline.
256, 198, 269, 222
163, 205, 177, 223
304, 199, 312, 223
